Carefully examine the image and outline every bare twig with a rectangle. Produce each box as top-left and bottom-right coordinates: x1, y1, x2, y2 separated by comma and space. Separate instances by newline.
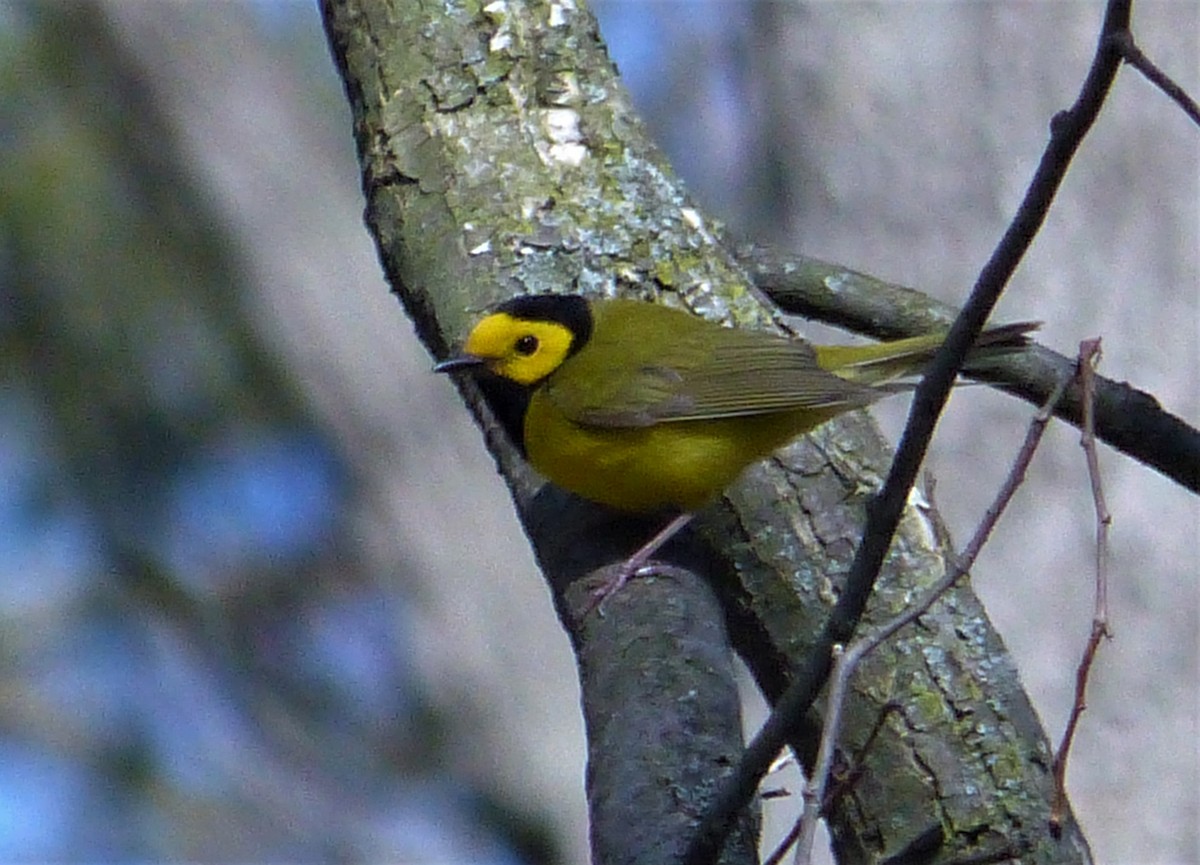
764, 821, 801, 865
821, 701, 902, 807
793, 643, 849, 864
1050, 339, 1113, 836
682, 3, 1131, 861
786, 374, 1072, 865
1108, 29, 1200, 126
764, 703, 902, 865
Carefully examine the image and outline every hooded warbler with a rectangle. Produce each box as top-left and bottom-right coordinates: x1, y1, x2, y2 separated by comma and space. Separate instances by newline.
435, 294, 1034, 607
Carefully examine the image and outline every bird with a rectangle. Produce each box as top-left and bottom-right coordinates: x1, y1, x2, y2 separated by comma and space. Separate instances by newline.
435, 293, 1035, 611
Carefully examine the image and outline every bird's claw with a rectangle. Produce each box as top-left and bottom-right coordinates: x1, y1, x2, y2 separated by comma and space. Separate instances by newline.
583, 561, 659, 618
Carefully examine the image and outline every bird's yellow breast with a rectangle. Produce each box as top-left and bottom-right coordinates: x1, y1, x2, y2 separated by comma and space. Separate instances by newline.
523, 391, 845, 513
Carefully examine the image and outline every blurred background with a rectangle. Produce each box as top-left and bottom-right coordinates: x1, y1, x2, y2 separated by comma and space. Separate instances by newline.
0, 2, 1195, 863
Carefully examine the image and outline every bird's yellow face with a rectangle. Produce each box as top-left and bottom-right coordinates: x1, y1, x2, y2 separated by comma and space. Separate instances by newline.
460, 311, 577, 386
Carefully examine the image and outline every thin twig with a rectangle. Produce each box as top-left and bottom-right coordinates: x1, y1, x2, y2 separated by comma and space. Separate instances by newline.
763, 820, 801, 865
684, 5, 1129, 860
1109, 29, 1200, 127
787, 374, 1072, 865
821, 701, 902, 807
792, 643, 849, 864
1050, 339, 1112, 836
764, 702, 900, 865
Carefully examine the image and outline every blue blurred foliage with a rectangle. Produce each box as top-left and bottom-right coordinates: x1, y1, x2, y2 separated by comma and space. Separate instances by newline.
155, 428, 343, 591
0, 390, 103, 613
0, 742, 91, 859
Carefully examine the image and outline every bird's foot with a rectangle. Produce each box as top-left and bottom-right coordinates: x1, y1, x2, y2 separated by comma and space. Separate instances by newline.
581, 512, 697, 618
584, 560, 660, 618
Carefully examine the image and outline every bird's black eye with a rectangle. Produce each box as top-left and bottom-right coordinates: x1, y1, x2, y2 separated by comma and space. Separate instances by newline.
515, 334, 539, 356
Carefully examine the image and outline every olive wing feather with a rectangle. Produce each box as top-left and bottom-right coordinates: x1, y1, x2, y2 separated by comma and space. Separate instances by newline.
544, 306, 879, 429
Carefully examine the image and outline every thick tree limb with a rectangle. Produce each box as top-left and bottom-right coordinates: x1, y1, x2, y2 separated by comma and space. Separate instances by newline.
320, 2, 757, 862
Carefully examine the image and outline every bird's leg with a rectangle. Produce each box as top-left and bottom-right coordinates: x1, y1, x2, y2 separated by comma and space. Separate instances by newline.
586, 512, 696, 616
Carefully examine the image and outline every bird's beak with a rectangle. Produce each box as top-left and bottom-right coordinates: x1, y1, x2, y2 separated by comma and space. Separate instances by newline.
433, 354, 486, 374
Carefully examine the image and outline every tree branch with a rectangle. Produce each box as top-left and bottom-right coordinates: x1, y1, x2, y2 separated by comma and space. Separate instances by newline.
320, 2, 757, 861
737, 249, 1200, 494
1109, 28, 1200, 127
691, 0, 1134, 856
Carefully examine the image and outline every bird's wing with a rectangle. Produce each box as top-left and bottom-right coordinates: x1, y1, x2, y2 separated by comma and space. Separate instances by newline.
546, 323, 880, 429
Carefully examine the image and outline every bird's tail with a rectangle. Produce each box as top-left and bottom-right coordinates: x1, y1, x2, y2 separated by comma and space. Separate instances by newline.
815, 321, 1040, 387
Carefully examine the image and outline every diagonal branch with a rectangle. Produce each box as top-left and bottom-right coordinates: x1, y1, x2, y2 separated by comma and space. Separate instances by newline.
688, 0, 1132, 859
1109, 29, 1200, 126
